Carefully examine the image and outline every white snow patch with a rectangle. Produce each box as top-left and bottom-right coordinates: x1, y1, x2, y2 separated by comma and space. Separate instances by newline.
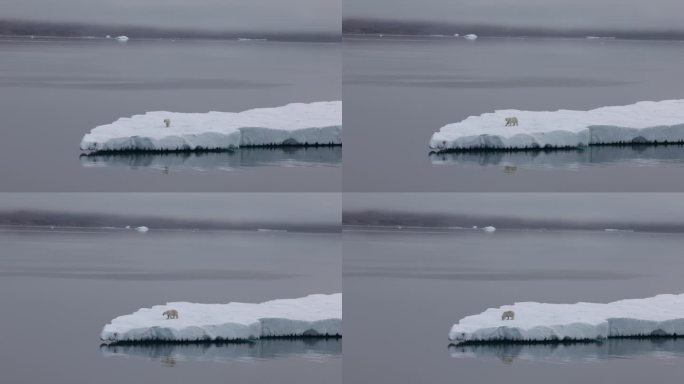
430, 100, 684, 151
80, 101, 342, 153
464, 34, 478, 40
115, 36, 129, 42
482, 226, 496, 233
101, 293, 342, 343
449, 293, 684, 344
135, 226, 149, 233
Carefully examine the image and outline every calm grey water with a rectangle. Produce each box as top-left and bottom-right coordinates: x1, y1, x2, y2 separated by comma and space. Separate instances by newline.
0, 227, 341, 384
344, 36, 684, 191
343, 229, 684, 383
0, 37, 341, 191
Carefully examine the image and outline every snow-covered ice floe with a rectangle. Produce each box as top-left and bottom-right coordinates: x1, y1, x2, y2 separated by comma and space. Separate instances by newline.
81, 101, 342, 154
449, 293, 684, 345
430, 100, 684, 152
101, 293, 341, 344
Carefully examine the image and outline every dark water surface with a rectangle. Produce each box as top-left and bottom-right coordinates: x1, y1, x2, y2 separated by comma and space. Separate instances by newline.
0, 228, 341, 384
343, 228, 684, 383
344, 36, 684, 191
80, 147, 342, 172
0, 38, 341, 191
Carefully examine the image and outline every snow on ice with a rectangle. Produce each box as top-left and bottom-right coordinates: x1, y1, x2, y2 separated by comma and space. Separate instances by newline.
81, 101, 342, 153
449, 293, 684, 344
430, 100, 684, 151
101, 293, 342, 343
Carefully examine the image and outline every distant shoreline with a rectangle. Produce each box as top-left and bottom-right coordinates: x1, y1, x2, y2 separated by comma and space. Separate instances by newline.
0, 19, 340, 42
343, 33, 684, 44
343, 18, 684, 42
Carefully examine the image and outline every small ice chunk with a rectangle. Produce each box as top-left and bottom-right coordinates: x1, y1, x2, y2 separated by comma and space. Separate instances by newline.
115, 36, 129, 42
135, 226, 149, 232
464, 34, 478, 40
482, 226, 496, 232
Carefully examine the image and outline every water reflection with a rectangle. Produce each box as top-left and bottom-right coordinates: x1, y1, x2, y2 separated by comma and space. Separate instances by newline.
449, 338, 684, 364
80, 147, 342, 172
101, 338, 342, 365
430, 145, 684, 170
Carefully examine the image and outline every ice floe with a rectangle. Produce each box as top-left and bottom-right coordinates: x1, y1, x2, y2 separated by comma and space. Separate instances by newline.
430, 100, 684, 152
101, 293, 341, 343
449, 293, 684, 345
80, 101, 342, 153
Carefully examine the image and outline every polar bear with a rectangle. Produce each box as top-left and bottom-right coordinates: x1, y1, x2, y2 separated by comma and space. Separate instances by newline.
163, 309, 179, 319
505, 117, 518, 126
164, 118, 171, 128
501, 310, 515, 320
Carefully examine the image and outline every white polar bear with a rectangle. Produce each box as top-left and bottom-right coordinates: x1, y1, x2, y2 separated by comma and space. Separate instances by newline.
501, 310, 515, 320
505, 117, 519, 126
163, 309, 179, 319
163, 118, 171, 128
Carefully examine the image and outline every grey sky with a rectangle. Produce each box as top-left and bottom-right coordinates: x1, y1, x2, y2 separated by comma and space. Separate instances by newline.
344, 193, 684, 225
0, 193, 340, 225
345, 0, 684, 31
1, 0, 340, 33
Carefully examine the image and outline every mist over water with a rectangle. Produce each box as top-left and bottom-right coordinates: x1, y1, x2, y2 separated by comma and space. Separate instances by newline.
343, 193, 684, 233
